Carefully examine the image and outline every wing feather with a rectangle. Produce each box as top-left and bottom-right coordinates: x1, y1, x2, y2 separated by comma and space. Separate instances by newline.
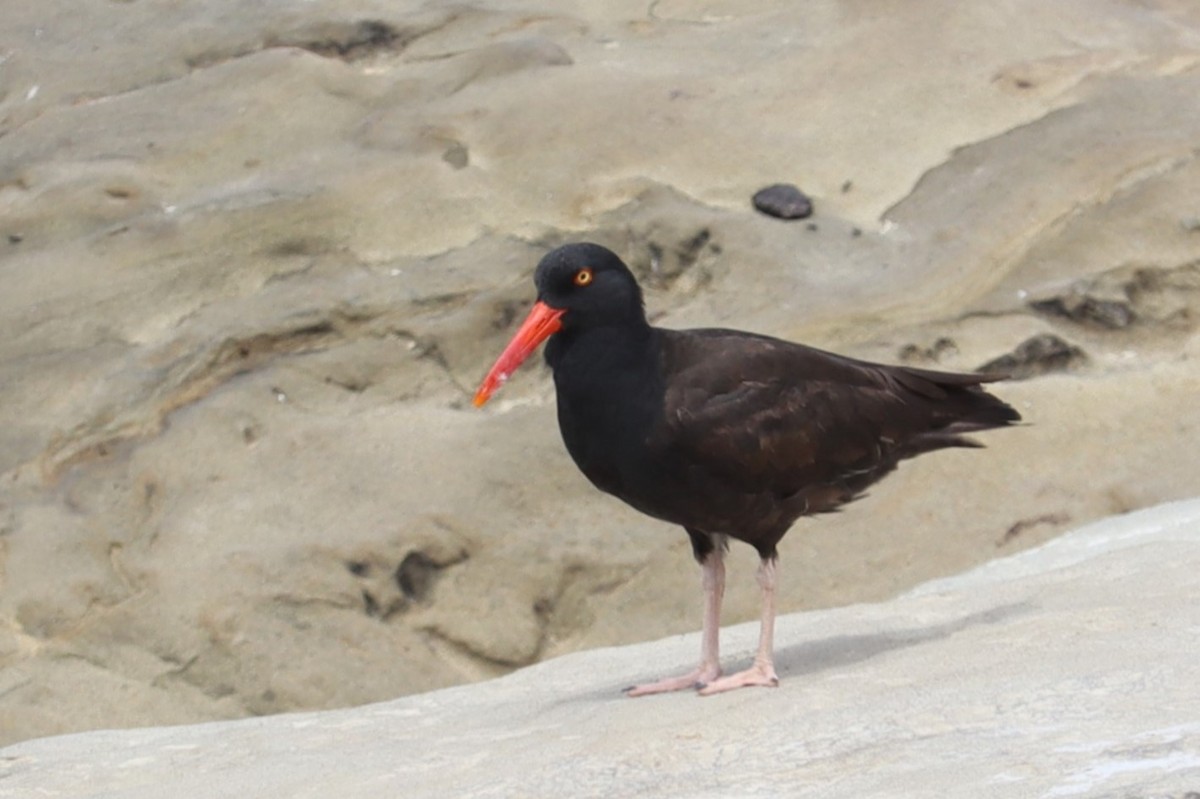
654, 329, 1004, 503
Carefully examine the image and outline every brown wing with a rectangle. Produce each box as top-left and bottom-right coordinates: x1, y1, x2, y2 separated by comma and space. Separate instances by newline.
656, 329, 1015, 505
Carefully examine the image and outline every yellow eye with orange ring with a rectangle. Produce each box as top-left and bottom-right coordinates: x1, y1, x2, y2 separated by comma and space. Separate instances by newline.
573, 268, 594, 287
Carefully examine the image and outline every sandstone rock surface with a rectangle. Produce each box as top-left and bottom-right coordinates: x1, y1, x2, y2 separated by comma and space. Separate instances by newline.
4, 0, 1200, 745
3, 500, 1199, 798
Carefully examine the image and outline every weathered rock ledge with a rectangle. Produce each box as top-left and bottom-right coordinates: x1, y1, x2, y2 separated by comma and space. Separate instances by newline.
3, 499, 1198, 798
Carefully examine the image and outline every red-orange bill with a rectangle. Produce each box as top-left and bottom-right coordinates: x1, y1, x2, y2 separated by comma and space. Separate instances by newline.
473, 301, 565, 407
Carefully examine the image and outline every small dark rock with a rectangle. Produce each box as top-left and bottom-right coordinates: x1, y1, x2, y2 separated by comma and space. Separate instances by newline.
752, 183, 813, 220
7, 233, 22, 244
977, 333, 1088, 380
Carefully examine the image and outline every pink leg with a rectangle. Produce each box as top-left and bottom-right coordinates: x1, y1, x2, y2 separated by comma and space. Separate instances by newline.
626, 545, 725, 696
697, 557, 780, 695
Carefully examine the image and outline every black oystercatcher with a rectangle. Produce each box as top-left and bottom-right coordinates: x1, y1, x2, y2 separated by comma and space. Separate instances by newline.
474, 243, 1020, 696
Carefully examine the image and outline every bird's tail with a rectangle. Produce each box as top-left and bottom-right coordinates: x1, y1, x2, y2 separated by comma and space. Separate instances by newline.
893, 366, 1022, 453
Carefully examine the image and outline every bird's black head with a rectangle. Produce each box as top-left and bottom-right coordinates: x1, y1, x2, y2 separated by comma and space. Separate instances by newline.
472, 243, 648, 407
534, 243, 646, 331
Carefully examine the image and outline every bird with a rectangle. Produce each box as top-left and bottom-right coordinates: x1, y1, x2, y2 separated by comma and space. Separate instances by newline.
473, 243, 1020, 696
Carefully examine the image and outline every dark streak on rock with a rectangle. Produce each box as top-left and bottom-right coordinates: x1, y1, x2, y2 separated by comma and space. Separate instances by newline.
898, 337, 958, 364
978, 334, 1088, 380
361, 589, 381, 616
324, 374, 369, 393
998, 512, 1070, 547
632, 227, 718, 290
1027, 262, 1200, 330
289, 20, 405, 61
1029, 294, 1134, 329
268, 238, 328, 258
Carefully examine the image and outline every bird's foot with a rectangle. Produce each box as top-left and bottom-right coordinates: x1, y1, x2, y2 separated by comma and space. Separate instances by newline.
625, 663, 722, 697
696, 662, 778, 696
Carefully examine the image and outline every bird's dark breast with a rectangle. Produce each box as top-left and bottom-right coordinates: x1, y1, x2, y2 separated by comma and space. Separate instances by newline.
554, 378, 824, 556
549, 326, 666, 502
557, 389, 800, 542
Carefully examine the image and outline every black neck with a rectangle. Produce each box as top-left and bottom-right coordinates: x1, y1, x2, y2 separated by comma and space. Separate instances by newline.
543, 319, 654, 375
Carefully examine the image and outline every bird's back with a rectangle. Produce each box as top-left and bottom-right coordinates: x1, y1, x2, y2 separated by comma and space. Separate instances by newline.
628, 328, 1020, 555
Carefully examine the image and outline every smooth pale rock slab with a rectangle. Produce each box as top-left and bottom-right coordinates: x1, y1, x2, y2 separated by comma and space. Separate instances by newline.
3, 500, 1199, 798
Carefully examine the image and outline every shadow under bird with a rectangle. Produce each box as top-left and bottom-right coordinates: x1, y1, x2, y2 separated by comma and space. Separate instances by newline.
474, 243, 1020, 696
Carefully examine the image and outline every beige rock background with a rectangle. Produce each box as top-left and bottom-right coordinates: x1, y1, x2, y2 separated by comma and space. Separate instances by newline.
2, 0, 1200, 745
